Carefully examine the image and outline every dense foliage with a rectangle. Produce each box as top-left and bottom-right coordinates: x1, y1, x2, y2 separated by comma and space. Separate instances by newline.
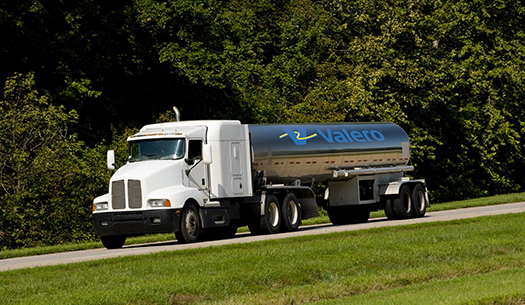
1, 0, 524, 248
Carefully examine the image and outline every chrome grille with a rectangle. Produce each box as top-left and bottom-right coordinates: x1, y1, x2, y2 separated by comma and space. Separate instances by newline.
111, 179, 142, 209
128, 179, 142, 209
111, 180, 126, 209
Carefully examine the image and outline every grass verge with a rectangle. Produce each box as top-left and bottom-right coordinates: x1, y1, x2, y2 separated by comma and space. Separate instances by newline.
1, 212, 525, 304
1, 192, 525, 259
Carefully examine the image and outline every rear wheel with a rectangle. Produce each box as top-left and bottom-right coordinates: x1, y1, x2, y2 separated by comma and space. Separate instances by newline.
412, 184, 427, 218
384, 198, 398, 220
394, 185, 413, 219
249, 195, 281, 234
281, 193, 301, 232
101, 235, 126, 249
176, 204, 201, 243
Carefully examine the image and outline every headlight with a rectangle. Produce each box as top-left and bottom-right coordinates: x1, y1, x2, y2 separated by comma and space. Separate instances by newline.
95, 202, 109, 211
148, 199, 171, 207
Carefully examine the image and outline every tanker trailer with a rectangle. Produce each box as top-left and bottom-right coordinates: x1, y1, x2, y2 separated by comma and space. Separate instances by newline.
247, 123, 429, 225
93, 115, 429, 249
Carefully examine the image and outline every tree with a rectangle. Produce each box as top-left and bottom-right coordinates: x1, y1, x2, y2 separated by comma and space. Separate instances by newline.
0, 73, 110, 248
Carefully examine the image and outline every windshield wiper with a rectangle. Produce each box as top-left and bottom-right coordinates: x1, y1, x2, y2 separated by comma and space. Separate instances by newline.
141, 153, 157, 156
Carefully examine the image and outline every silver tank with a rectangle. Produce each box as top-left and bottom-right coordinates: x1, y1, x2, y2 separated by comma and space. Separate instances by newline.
248, 123, 410, 184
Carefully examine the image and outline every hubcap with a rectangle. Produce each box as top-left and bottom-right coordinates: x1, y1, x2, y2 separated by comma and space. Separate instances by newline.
268, 201, 279, 227
287, 201, 298, 224
185, 210, 197, 235
416, 190, 425, 212
403, 190, 412, 213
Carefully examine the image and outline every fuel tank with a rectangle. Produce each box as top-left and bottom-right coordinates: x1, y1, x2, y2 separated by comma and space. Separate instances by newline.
248, 123, 410, 184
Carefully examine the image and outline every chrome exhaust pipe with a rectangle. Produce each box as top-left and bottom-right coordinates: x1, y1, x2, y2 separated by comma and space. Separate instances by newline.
173, 106, 181, 122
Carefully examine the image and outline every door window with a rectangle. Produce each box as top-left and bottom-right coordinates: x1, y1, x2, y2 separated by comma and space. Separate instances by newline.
188, 140, 203, 160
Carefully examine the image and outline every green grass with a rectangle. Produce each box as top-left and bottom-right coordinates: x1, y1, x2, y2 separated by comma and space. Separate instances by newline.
316, 268, 525, 305
1, 212, 525, 304
1, 191, 525, 260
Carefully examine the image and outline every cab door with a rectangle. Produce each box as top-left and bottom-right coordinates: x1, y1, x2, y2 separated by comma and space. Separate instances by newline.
186, 139, 209, 200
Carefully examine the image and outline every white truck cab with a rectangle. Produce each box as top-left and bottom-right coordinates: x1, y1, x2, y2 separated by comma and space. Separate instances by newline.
93, 120, 252, 248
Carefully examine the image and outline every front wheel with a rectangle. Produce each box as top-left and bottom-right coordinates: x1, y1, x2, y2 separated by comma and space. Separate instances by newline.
101, 235, 126, 249
176, 204, 201, 243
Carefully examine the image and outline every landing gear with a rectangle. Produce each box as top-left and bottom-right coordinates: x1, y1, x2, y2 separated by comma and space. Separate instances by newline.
328, 205, 370, 225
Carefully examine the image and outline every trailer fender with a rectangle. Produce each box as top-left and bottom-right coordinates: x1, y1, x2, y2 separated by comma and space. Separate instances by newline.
293, 188, 320, 220
380, 180, 429, 208
264, 186, 320, 219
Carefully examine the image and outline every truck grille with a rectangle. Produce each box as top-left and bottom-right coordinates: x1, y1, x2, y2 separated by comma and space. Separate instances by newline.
128, 180, 142, 208
111, 179, 142, 209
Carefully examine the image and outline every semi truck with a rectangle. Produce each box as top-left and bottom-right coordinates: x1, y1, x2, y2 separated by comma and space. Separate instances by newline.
93, 108, 429, 249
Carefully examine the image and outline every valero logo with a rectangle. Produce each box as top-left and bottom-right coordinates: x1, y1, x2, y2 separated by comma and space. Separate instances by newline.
279, 127, 318, 145
280, 127, 385, 145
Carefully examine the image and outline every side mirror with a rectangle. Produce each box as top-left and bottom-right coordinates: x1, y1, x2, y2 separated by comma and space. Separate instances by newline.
203, 144, 212, 165
107, 150, 116, 170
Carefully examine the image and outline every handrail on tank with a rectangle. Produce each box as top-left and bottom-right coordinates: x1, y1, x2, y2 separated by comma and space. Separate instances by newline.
332, 166, 414, 179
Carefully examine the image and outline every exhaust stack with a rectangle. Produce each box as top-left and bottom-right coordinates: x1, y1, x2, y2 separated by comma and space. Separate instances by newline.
173, 106, 181, 122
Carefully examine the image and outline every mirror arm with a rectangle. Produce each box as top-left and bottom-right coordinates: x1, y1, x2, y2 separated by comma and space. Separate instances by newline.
185, 158, 203, 176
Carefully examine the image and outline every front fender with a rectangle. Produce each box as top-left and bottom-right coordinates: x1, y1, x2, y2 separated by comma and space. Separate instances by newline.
93, 194, 109, 204
147, 186, 204, 209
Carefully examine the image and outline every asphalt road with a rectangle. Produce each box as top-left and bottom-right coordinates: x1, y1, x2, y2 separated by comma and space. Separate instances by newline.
2, 202, 525, 272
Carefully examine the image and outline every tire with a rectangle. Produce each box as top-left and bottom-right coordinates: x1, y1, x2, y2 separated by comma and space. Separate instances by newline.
412, 184, 427, 218
384, 198, 398, 220
260, 195, 282, 234
394, 185, 414, 219
281, 193, 301, 232
175, 204, 201, 243
263, 195, 281, 233
101, 235, 126, 249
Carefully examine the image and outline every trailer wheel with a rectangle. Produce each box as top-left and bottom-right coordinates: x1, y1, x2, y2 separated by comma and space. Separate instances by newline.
394, 185, 413, 219
412, 184, 427, 218
281, 193, 301, 232
176, 203, 201, 243
100, 235, 126, 249
384, 198, 398, 220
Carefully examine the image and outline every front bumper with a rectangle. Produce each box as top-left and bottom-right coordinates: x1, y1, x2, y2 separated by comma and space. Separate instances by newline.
93, 209, 180, 237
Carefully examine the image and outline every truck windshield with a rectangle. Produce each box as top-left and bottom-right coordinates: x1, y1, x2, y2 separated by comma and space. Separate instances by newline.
128, 139, 185, 162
